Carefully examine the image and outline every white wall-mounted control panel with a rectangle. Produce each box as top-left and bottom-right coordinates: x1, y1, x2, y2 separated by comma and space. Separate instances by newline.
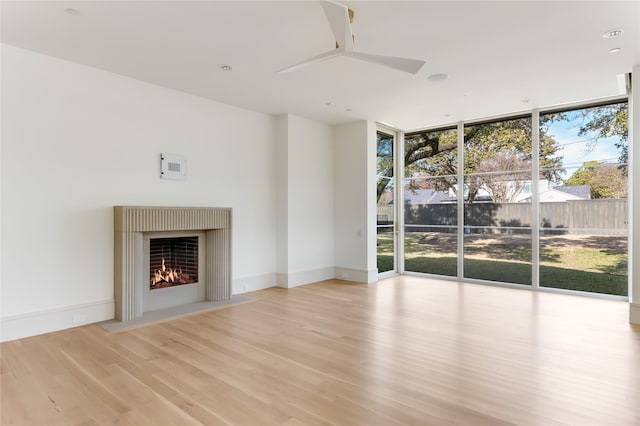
160, 153, 187, 180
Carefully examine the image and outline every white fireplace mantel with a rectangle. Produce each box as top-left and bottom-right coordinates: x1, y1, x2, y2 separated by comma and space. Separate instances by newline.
113, 206, 232, 322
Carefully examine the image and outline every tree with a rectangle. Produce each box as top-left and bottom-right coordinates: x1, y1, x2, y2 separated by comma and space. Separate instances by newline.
404, 127, 457, 194
474, 149, 531, 202
580, 103, 628, 167
399, 117, 563, 203
376, 101, 627, 203
589, 166, 627, 199
376, 132, 394, 203
564, 161, 627, 199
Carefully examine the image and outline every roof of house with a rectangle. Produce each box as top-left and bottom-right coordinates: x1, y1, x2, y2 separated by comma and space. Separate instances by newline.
402, 189, 498, 204
403, 189, 454, 205
400, 185, 591, 205
554, 185, 591, 200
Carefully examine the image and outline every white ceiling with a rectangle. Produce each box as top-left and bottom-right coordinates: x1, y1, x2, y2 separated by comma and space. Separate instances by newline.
2, 1, 639, 130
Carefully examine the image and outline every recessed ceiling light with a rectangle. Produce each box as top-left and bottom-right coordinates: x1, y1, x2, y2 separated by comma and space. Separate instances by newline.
521, 98, 530, 103
602, 29, 623, 38
325, 102, 335, 107
609, 47, 622, 54
345, 108, 352, 112
65, 8, 80, 15
219, 65, 232, 71
427, 73, 448, 82
444, 114, 451, 118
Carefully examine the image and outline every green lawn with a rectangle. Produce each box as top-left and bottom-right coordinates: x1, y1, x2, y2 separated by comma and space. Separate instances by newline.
377, 232, 628, 296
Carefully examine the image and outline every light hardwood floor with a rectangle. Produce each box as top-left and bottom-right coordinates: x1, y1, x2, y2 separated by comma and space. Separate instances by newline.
2, 277, 639, 425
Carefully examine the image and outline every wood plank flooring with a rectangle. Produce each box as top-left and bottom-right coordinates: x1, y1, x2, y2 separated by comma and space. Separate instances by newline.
2, 276, 639, 425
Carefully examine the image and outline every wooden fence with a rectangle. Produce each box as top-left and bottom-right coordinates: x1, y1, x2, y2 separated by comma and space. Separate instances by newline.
377, 199, 628, 234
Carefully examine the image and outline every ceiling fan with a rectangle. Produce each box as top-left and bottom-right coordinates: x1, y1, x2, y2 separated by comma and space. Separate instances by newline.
277, 0, 425, 75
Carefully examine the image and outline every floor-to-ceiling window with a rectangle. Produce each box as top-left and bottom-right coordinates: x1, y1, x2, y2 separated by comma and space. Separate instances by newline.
394, 99, 628, 298
539, 102, 628, 296
403, 127, 458, 277
462, 116, 534, 285
376, 129, 397, 275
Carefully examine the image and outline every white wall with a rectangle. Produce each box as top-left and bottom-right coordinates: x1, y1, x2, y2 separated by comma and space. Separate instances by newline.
0, 45, 375, 341
275, 116, 289, 275
630, 64, 640, 325
276, 114, 335, 287
1, 45, 278, 339
287, 115, 335, 275
333, 120, 378, 283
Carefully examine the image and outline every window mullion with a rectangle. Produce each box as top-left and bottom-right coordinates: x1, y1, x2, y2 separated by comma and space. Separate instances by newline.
532, 110, 540, 290
397, 130, 405, 274
457, 121, 465, 279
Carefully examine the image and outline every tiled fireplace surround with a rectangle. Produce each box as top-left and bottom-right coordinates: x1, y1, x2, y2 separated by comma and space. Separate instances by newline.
113, 206, 232, 322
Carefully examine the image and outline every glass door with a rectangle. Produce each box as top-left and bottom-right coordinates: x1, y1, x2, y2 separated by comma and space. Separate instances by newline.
376, 129, 398, 276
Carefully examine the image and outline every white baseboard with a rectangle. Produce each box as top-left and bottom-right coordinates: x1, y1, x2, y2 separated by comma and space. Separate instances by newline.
1, 299, 115, 342
631, 303, 640, 325
233, 273, 276, 294
276, 267, 335, 288
334, 267, 378, 284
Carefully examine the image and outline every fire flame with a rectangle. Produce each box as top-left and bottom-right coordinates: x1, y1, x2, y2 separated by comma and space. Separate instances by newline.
151, 258, 184, 286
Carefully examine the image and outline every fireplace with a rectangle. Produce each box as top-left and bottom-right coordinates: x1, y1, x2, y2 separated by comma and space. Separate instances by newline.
114, 206, 232, 322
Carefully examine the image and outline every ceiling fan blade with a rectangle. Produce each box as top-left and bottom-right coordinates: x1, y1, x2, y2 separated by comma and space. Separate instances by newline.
321, 0, 354, 51
277, 48, 344, 74
278, 1, 423, 75
345, 51, 426, 74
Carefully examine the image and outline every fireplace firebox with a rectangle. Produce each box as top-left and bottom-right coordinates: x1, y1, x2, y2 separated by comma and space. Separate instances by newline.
149, 236, 199, 289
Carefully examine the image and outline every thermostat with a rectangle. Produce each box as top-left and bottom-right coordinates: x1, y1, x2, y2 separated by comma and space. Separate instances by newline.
160, 153, 187, 180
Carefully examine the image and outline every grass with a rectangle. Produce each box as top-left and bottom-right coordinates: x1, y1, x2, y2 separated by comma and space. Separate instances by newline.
377, 232, 628, 296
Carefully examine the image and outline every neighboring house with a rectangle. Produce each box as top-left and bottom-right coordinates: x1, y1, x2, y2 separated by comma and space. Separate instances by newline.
402, 189, 453, 205
399, 183, 591, 205
521, 185, 591, 203
554, 185, 591, 200
401, 188, 493, 204
513, 179, 554, 202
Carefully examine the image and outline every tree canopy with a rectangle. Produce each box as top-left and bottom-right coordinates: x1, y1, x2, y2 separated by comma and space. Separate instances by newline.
385, 117, 562, 202
376, 132, 394, 202
578, 103, 628, 166
549, 102, 628, 168
564, 161, 627, 199
376, 101, 628, 203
